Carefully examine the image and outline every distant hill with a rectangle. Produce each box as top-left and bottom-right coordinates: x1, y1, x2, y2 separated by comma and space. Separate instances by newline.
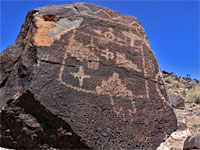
162, 70, 200, 104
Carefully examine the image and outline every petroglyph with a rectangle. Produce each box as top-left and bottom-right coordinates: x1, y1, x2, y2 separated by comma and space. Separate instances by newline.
101, 48, 114, 61
87, 61, 99, 70
37, 54, 49, 66
66, 41, 99, 64
96, 72, 136, 117
155, 72, 168, 102
74, 4, 139, 30
116, 52, 141, 72
59, 32, 96, 94
96, 72, 133, 97
33, 13, 83, 46
122, 30, 142, 48
71, 66, 91, 87
58, 28, 150, 101
146, 59, 155, 77
57, 17, 155, 117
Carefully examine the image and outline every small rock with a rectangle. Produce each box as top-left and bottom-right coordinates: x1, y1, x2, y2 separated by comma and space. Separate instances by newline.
183, 136, 200, 150
169, 94, 185, 108
177, 121, 188, 130
171, 128, 191, 140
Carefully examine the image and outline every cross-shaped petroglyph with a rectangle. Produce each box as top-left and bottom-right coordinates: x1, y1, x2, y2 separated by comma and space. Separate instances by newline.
70, 66, 91, 87
101, 48, 114, 60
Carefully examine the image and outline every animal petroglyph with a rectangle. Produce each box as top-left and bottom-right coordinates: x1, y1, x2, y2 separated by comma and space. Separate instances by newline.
71, 66, 91, 87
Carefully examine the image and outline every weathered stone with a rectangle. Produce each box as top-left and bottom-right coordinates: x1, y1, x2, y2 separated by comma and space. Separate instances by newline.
0, 2, 177, 149
0, 90, 89, 149
183, 136, 200, 150
169, 94, 185, 108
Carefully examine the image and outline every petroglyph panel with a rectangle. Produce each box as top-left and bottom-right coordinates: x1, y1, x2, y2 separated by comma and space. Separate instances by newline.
58, 27, 150, 101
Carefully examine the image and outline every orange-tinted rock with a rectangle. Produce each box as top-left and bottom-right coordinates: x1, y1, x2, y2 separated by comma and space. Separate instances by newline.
0, 3, 177, 149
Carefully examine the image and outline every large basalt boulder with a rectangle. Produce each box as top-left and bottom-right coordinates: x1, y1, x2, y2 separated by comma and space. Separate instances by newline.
0, 2, 177, 149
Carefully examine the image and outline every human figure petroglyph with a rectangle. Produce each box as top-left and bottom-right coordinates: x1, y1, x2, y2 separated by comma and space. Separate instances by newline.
96, 72, 136, 118
71, 66, 91, 87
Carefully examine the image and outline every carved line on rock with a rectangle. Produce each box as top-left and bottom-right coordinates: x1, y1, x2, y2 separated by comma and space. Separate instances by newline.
58, 27, 150, 100
76, 29, 142, 73
57, 20, 159, 118
58, 29, 138, 118
76, 4, 139, 29
70, 66, 91, 87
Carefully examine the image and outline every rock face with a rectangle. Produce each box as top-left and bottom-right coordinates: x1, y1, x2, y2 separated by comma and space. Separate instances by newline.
0, 3, 177, 149
183, 136, 200, 150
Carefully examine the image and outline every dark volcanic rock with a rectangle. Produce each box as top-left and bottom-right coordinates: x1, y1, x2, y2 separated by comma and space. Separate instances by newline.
169, 94, 185, 108
0, 2, 177, 149
0, 90, 89, 149
183, 136, 200, 150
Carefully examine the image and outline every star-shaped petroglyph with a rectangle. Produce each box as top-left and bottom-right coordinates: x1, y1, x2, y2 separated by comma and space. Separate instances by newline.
101, 48, 114, 61
71, 66, 91, 87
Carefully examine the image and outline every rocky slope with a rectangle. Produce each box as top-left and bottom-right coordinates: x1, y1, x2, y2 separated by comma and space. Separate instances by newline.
0, 3, 177, 149
157, 71, 200, 150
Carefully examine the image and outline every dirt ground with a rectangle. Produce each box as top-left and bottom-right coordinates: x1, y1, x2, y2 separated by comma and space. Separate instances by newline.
157, 102, 200, 150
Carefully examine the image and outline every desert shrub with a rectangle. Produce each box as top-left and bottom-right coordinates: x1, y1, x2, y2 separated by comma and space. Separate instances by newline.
180, 88, 186, 97
173, 80, 185, 88
189, 93, 200, 104
187, 85, 200, 104
165, 77, 173, 84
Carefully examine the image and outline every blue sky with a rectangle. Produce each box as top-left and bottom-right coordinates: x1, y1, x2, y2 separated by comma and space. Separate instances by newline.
0, 1, 199, 79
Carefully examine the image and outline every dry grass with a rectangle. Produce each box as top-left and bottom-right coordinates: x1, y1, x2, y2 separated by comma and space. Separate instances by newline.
186, 85, 200, 104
